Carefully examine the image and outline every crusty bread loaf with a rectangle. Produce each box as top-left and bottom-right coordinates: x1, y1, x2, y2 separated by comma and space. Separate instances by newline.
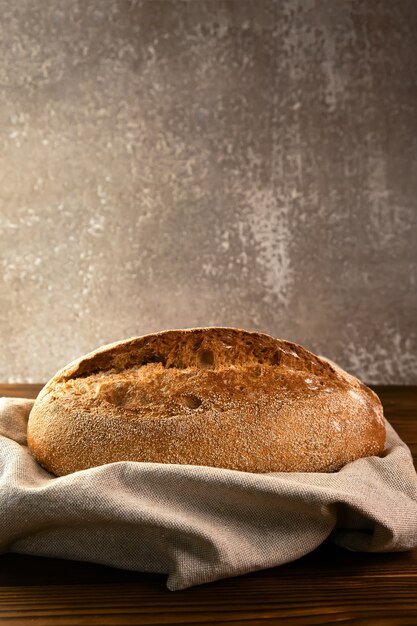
27, 327, 385, 476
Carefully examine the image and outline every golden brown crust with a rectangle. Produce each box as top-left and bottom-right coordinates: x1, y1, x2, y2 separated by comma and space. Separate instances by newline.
27, 327, 386, 476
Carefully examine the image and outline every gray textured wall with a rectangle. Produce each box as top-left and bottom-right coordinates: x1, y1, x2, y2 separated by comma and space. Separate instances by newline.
1, 0, 416, 384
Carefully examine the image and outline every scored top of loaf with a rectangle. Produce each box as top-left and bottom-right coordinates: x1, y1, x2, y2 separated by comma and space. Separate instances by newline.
43, 327, 338, 389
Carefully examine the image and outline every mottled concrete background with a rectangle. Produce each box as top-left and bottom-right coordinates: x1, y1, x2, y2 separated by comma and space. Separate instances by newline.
1, 0, 416, 384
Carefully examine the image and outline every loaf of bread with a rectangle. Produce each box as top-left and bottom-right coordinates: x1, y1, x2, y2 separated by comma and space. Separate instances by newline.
27, 327, 386, 476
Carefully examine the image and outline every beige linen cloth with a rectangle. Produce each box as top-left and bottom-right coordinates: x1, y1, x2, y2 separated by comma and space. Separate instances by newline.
1, 397, 417, 591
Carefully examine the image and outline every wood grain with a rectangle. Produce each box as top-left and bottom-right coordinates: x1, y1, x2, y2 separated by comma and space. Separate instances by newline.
0, 383, 43, 398
0, 384, 416, 625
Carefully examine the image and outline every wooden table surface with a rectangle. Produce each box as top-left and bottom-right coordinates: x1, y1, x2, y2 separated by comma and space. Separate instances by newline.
1, 384, 416, 626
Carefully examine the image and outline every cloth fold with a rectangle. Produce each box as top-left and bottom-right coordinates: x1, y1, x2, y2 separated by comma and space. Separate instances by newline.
1, 396, 416, 590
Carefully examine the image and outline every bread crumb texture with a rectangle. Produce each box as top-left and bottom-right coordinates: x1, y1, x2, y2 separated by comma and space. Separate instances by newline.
27, 328, 386, 476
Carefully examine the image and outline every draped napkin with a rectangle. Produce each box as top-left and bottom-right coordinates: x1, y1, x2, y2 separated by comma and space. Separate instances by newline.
1, 396, 416, 590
